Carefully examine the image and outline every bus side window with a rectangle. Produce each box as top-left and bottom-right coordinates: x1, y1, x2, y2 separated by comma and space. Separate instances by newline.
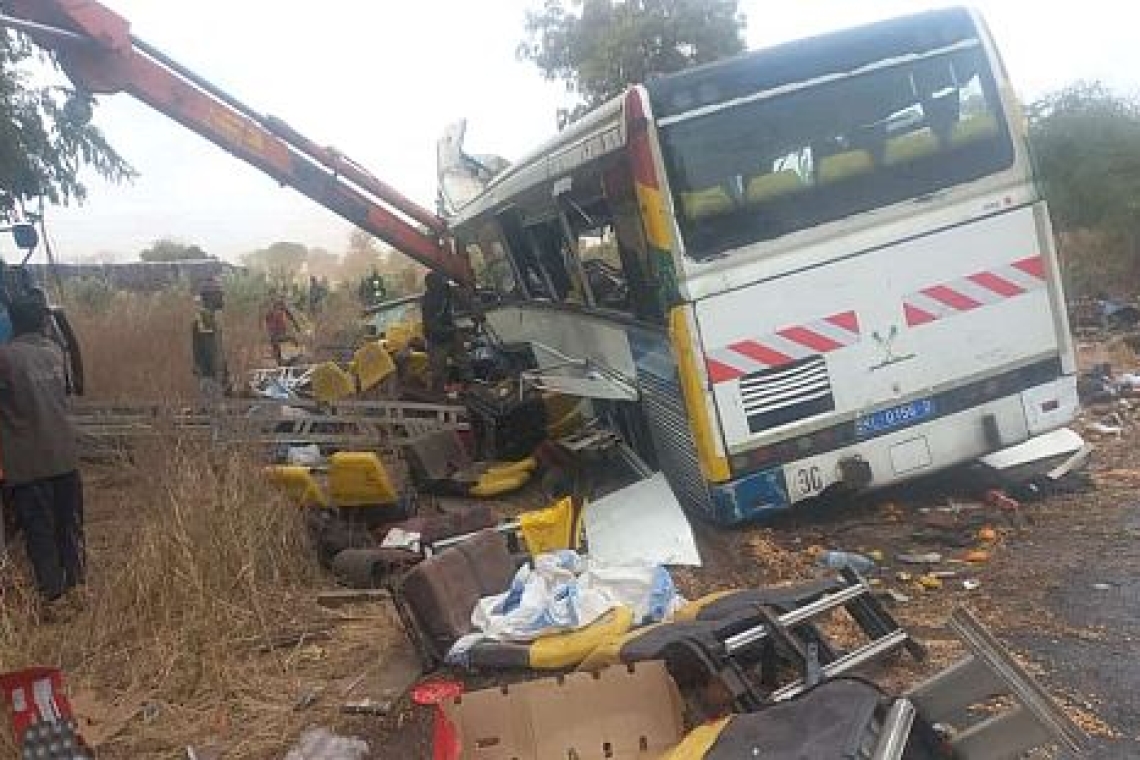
602, 161, 665, 322
527, 222, 573, 301
465, 240, 518, 297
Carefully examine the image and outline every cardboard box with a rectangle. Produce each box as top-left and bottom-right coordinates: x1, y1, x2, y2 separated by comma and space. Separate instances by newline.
441, 662, 684, 759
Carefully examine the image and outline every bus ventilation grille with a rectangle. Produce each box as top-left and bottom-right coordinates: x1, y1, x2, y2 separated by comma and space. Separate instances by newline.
741, 355, 834, 433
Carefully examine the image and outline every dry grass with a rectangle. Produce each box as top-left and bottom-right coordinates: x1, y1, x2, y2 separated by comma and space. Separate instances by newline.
70, 290, 264, 403
0, 291, 397, 757
67, 288, 345, 403
0, 443, 355, 758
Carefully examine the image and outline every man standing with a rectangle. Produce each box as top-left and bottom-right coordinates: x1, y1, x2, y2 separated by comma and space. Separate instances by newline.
0, 296, 84, 604
264, 294, 303, 366
192, 278, 228, 399
422, 271, 460, 394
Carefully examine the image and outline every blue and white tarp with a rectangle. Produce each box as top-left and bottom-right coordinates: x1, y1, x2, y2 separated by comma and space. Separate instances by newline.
446, 550, 684, 665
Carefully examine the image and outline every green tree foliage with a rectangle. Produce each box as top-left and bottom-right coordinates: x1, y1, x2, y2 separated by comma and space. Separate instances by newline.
241, 241, 310, 287
139, 238, 211, 262
1029, 82, 1140, 294
519, 0, 746, 123
1030, 82, 1140, 233
0, 31, 135, 205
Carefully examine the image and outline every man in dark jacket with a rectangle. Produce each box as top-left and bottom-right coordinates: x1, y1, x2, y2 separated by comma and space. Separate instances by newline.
0, 296, 84, 603
192, 278, 228, 399
421, 272, 459, 393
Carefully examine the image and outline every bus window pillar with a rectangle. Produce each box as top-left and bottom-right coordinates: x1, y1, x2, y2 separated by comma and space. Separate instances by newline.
553, 186, 596, 308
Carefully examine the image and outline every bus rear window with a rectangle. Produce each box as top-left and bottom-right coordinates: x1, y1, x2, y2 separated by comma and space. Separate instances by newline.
659, 46, 1015, 260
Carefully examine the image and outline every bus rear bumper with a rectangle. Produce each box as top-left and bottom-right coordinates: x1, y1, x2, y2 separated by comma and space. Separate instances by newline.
709, 468, 792, 525
706, 375, 1078, 525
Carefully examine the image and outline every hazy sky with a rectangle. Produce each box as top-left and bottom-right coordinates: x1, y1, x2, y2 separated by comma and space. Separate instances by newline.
29, 1, 1139, 263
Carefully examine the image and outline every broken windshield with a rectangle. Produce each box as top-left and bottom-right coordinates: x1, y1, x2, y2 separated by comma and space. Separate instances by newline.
657, 44, 1015, 260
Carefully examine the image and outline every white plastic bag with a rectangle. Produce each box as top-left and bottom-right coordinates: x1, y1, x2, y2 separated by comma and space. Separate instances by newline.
283, 728, 369, 760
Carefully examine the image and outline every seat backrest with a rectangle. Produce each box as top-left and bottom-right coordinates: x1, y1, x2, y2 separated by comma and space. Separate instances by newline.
679, 186, 735, 221
400, 530, 513, 657
310, 361, 356, 403
949, 113, 999, 147
351, 341, 396, 391
745, 169, 806, 204
402, 547, 484, 657
404, 429, 473, 483
328, 451, 398, 506
817, 149, 874, 184
264, 465, 328, 508
883, 127, 940, 166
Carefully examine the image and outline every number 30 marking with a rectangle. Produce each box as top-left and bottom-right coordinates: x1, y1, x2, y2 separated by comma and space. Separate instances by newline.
794, 466, 826, 498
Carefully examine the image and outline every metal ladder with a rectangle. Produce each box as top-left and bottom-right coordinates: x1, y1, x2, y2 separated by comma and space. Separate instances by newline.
671, 568, 925, 713
865, 607, 1087, 760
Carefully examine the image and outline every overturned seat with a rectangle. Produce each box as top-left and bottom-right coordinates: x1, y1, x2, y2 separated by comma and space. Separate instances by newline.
397, 529, 634, 671
350, 341, 396, 391
578, 569, 924, 714
328, 451, 398, 507
266, 451, 400, 511
264, 465, 328, 508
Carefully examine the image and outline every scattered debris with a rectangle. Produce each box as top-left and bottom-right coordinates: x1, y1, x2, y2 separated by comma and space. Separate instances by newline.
962, 579, 981, 591
916, 574, 943, 590
897, 551, 942, 564
813, 548, 876, 574
283, 729, 369, 760
341, 698, 394, 716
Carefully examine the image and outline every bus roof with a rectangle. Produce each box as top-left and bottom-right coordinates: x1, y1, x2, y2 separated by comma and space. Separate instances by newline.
647, 7, 978, 121
448, 6, 981, 233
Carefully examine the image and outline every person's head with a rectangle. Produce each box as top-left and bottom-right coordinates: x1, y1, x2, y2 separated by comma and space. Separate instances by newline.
7, 296, 48, 336
199, 278, 224, 310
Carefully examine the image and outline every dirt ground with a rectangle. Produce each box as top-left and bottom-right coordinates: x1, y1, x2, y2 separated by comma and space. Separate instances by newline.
360, 427, 1140, 758
13, 401, 1138, 756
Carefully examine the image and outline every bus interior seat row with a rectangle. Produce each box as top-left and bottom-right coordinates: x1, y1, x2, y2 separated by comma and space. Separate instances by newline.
679, 111, 1000, 222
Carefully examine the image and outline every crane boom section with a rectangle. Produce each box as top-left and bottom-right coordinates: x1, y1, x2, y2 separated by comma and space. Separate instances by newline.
4, 0, 471, 284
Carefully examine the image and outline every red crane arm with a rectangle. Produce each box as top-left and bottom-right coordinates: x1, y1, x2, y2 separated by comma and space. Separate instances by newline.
3, 0, 472, 285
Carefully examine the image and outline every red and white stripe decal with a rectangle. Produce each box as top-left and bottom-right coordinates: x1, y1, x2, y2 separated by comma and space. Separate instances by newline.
706, 311, 861, 384
903, 255, 1046, 327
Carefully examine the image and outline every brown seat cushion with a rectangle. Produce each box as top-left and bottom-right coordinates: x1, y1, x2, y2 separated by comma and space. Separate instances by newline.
400, 529, 514, 657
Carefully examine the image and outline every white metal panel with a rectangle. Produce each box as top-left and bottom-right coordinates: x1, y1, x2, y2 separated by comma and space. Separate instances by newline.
695, 207, 1057, 450
486, 305, 637, 380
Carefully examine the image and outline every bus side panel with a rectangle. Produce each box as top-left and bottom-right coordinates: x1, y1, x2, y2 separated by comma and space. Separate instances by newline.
694, 205, 1067, 455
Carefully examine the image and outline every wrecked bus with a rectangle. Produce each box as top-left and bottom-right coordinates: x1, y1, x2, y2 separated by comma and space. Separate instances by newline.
446, 7, 1076, 524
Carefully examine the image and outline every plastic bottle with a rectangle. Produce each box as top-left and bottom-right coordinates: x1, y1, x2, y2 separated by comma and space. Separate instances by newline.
816, 550, 876, 575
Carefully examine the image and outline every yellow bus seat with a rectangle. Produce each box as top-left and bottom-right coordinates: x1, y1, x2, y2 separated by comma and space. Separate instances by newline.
310, 361, 356, 403
817, 149, 874, 184
679, 186, 734, 221
384, 321, 415, 353
528, 606, 635, 669
328, 451, 398, 507
882, 127, 940, 165
745, 169, 806, 204
403, 350, 430, 386
265, 465, 328, 508
519, 496, 584, 557
352, 341, 396, 391
950, 113, 999, 146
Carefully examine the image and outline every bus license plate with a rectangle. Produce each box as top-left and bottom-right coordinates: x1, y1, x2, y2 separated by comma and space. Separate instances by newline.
856, 398, 935, 438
